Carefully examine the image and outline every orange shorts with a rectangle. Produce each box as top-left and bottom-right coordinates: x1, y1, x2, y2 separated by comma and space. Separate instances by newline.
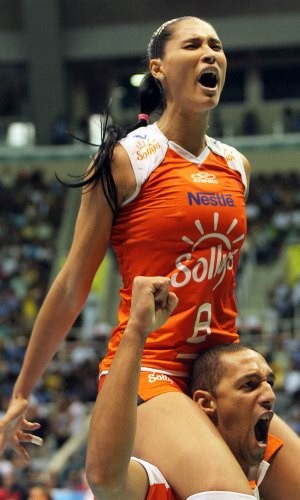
98, 370, 189, 401
98, 370, 283, 462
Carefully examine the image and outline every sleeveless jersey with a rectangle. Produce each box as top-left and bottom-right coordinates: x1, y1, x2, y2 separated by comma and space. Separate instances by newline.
100, 123, 247, 377
132, 441, 283, 500
132, 457, 180, 499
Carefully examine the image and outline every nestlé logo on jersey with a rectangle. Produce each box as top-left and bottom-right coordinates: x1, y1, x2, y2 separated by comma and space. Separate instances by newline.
188, 191, 235, 207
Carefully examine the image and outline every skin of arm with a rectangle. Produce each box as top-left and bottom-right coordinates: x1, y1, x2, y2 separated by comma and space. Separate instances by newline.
85, 276, 178, 500
0, 145, 136, 461
241, 153, 251, 201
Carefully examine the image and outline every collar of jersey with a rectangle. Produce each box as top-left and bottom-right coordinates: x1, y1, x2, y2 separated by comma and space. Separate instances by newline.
152, 122, 221, 166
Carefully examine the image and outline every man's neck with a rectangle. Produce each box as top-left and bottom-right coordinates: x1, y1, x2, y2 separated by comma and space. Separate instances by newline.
247, 464, 260, 482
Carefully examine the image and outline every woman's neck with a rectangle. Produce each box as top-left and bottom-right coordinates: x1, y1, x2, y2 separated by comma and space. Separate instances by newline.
157, 110, 209, 157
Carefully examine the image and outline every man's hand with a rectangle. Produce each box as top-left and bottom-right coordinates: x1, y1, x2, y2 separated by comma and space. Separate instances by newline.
0, 397, 43, 462
128, 276, 178, 339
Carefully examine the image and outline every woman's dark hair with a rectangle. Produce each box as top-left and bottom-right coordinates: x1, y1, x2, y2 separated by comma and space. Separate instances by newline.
61, 16, 197, 215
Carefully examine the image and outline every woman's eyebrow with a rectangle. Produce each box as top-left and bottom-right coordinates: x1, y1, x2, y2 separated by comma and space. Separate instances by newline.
182, 35, 221, 43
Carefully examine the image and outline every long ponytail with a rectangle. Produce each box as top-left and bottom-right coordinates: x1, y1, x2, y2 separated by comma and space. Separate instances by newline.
59, 71, 163, 215
60, 17, 191, 215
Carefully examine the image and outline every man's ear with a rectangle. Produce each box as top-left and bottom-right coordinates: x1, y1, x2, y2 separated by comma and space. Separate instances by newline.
149, 59, 165, 81
193, 389, 218, 423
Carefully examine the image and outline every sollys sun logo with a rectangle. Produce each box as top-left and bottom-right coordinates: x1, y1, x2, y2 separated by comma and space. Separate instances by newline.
135, 139, 161, 160
170, 212, 245, 290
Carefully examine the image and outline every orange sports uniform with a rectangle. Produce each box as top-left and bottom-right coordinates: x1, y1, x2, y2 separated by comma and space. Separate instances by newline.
133, 432, 283, 499
100, 122, 247, 392
98, 123, 283, 477
132, 458, 180, 499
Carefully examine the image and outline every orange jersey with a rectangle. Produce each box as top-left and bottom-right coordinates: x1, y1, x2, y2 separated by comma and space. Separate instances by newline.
249, 433, 283, 495
100, 123, 248, 378
133, 434, 283, 499
132, 458, 180, 500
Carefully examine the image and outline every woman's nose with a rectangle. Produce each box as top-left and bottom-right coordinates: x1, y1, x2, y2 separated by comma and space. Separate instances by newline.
201, 45, 216, 63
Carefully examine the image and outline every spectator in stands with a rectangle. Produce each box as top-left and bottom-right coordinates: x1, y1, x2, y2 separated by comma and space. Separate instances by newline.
284, 358, 300, 398
287, 392, 300, 436
266, 335, 291, 392
268, 280, 294, 329
0, 470, 26, 499
26, 484, 52, 500
50, 397, 72, 449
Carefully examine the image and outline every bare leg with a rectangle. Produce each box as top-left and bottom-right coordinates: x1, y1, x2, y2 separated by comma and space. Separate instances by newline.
260, 414, 300, 500
135, 392, 253, 498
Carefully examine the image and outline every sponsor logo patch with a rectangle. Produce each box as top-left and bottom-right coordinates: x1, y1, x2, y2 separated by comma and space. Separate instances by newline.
170, 213, 245, 290
135, 139, 161, 160
187, 192, 235, 207
191, 172, 218, 184
148, 373, 174, 384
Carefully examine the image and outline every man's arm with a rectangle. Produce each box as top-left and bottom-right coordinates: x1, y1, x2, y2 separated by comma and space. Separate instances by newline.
85, 276, 178, 500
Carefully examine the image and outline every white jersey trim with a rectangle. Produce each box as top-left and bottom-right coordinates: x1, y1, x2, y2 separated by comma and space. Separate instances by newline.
99, 366, 189, 380
206, 135, 248, 193
168, 140, 211, 165
140, 366, 188, 377
131, 457, 171, 489
119, 123, 248, 207
119, 123, 168, 206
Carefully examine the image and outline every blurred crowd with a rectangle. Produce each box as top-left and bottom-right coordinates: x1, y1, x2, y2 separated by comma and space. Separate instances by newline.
247, 171, 300, 264
245, 171, 300, 337
0, 167, 300, 496
0, 169, 65, 334
0, 169, 102, 497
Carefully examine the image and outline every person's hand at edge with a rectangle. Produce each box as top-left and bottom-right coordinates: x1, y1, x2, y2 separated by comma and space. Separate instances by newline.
0, 396, 43, 462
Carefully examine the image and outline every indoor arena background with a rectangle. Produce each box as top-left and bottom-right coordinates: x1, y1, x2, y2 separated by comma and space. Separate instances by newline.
0, 1, 300, 497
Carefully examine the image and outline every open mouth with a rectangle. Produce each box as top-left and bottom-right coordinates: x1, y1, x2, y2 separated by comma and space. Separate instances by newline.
198, 71, 218, 89
254, 413, 272, 445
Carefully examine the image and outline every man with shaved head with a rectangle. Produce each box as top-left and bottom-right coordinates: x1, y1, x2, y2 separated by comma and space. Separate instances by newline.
86, 276, 282, 499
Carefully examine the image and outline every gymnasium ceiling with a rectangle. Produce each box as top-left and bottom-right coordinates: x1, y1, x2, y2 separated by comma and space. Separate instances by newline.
2, 0, 300, 29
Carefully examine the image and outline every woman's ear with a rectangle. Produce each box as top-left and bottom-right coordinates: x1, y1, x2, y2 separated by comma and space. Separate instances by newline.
193, 390, 218, 424
149, 59, 165, 81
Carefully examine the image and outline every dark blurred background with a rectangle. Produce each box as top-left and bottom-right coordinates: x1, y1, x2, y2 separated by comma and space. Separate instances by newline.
0, 1, 300, 498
